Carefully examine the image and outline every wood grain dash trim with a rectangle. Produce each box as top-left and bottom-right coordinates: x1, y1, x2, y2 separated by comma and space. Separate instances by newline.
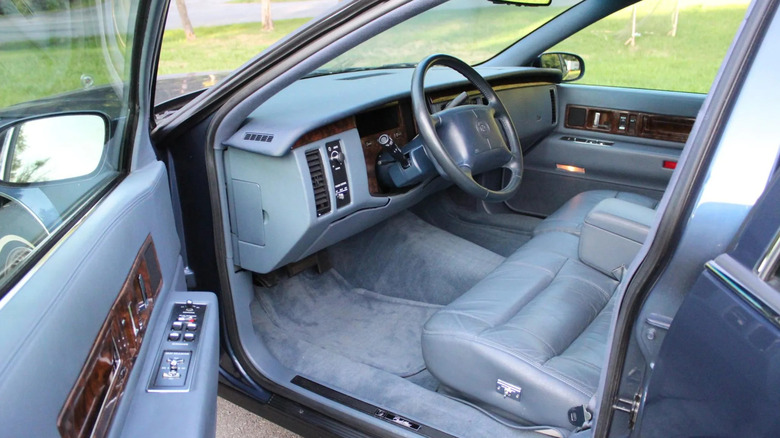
57, 235, 162, 438
291, 117, 356, 149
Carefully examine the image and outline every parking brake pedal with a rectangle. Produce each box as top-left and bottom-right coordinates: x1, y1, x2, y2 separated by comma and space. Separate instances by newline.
285, 251, 331, 277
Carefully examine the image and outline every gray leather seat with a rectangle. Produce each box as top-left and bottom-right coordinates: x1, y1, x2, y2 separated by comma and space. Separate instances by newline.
422, 190, 656, 429
534, 190, 659, 236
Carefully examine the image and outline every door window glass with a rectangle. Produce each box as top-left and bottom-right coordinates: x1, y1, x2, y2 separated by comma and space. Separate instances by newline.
0, 0, 141, 294
550, 0, 750, 93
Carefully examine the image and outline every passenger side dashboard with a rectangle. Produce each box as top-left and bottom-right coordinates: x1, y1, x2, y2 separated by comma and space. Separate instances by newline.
222, 67, 560, 273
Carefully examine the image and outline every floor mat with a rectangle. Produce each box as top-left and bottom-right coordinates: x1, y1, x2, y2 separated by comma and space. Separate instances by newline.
254, 269, 440, 377
328, 210, 504, 305
411, 191, 540, 257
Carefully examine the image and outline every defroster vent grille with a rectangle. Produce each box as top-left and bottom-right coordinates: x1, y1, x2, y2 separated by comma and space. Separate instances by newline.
305, 149, 331, 216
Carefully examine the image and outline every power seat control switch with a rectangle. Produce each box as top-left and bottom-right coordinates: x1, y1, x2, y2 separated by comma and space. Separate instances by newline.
152, 351, 192, 388
148, 301, 207, 392
326, 140, 350, 209
496, 379, 522, 401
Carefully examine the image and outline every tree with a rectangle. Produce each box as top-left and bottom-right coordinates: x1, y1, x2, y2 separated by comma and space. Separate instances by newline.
261, 0, 273, 31
175, 0, 196, 41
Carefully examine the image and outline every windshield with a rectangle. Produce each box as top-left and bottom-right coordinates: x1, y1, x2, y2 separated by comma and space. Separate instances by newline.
155, 0, 577, 105
319, 0, 578, 74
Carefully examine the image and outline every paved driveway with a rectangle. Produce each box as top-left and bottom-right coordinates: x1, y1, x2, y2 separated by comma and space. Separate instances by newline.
217, 396, 301, 438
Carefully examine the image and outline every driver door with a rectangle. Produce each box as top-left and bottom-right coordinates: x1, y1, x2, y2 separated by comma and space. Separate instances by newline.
0, 0, 219, 436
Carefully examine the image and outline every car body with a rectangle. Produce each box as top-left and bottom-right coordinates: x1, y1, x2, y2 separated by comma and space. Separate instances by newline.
0, 0, 779, 437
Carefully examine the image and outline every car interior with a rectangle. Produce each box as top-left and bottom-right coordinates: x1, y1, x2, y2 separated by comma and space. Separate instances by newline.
169, 0, 736, 436
1, 0, 772, 435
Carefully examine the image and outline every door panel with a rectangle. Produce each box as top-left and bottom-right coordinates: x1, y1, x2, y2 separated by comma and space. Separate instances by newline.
636, 262, 780, 437
0, 161, 218, 437
636, 170, 780, 436
507, 84, 705, 216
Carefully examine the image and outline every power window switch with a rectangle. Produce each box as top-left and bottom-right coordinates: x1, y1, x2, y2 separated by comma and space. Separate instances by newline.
183, 333, 195, 342
618, 114, 628, 131
172, 321, 183, 330
168, 332, 181, 341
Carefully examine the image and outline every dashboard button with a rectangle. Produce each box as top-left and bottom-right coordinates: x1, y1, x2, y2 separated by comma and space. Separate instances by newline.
183, 333, 195, 342
172, 321, 183, 330
168, 332, 180, 341
186, 322, 198, 331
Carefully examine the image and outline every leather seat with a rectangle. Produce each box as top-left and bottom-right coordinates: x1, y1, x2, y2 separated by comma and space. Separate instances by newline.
421, 191, 656, 428
534, 190, 659, 236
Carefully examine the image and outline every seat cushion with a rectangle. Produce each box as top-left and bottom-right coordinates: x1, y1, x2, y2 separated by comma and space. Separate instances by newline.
534, 190, 659, 236
422, 231, 619, 428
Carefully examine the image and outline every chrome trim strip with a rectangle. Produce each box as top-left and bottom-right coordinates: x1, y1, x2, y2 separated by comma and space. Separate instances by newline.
707, 260, 780, 329
756, 228, 780, 281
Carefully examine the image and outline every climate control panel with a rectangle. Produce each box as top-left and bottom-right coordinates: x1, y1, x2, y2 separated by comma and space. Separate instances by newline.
326, 140, 351, 208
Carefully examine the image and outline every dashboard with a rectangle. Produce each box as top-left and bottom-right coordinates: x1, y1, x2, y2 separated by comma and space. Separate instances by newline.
222, 66, 561, 274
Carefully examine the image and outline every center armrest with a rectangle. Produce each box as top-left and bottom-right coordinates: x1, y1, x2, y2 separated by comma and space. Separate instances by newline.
579, 198, 656, 279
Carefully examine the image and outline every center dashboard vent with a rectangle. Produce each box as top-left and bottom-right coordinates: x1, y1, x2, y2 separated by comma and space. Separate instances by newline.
305, 149, 331, 217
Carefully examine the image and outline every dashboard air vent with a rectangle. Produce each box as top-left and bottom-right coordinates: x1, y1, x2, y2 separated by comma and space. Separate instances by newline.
549, 89, 557, 125
244, 132, 274, 143
305, 149, 331, 217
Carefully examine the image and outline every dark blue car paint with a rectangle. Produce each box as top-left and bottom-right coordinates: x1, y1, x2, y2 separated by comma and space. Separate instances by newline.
639, 268, 780, 437
638, 171, 780, 437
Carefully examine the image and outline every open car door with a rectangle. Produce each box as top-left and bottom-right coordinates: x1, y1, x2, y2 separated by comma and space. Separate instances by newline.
0, 0, 219, 436
635, 171, 780, 436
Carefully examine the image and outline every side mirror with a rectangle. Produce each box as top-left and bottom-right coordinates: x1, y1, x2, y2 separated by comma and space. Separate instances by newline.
0, 113, 108, 184
535, 52, 585, 82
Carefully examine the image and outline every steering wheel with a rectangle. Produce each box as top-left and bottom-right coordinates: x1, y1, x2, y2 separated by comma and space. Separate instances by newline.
411, 54, 523, 202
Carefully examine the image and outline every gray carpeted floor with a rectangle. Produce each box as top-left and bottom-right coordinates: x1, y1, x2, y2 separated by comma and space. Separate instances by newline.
411, 191, 540, 257
328, 210, 505, 305
248, 208, 551, 437
255, 268, 440, 376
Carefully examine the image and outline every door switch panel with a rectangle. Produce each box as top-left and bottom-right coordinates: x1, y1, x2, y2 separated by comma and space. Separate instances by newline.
565, 104, 695, 143
148, 301, 207, 392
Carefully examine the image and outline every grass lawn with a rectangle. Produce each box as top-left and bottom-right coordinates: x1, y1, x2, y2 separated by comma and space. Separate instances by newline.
0, 38, 115, 109
551, 3, 748, 93
157, 18, 310, 76
1, 1, 749, 109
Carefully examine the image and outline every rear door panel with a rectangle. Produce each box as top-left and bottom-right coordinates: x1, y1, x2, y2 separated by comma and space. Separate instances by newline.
507, 85, 705, 216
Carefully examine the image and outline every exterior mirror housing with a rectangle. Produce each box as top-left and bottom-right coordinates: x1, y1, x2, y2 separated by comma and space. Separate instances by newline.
0, 113, 108, 184
535, 52, 585, 82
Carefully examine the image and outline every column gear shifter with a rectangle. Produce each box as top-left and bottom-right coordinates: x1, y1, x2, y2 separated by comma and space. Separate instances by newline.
377, 134, 410, 168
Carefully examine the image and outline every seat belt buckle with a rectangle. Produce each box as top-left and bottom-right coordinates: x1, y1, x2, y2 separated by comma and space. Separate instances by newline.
567, 405, 592, 428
